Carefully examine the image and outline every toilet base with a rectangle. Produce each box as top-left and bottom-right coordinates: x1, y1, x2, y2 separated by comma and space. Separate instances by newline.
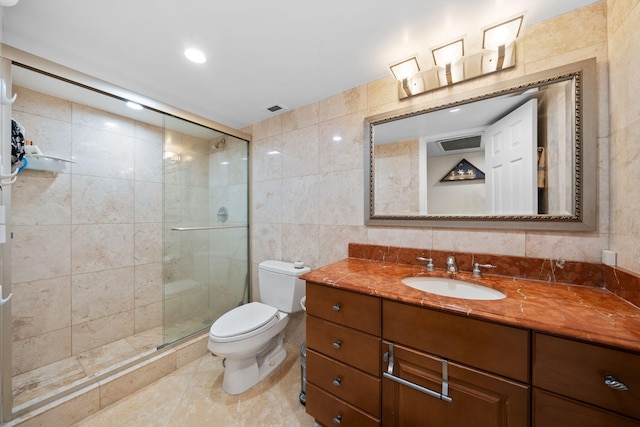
221, 333, 287, 395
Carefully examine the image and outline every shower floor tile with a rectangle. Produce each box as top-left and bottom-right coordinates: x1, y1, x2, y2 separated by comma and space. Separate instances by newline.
12, 326, 164, 408
12, 357, 86, 407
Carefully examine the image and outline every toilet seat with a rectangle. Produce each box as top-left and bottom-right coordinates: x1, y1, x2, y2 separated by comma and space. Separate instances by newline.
210, 302, 279, 343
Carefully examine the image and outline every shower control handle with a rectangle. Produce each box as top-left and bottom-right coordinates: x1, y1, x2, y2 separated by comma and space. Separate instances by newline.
332, 340, 342, 349
332, 303, 341, 311
333, 378, 342, 387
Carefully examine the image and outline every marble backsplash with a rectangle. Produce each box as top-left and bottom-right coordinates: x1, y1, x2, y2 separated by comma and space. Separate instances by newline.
348, 243, 640, 308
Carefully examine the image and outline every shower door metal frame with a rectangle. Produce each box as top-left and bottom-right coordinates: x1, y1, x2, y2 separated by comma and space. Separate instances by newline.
0, 44, 251, 422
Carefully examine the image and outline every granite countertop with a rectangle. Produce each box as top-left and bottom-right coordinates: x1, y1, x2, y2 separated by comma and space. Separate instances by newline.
301, 258, 640, 353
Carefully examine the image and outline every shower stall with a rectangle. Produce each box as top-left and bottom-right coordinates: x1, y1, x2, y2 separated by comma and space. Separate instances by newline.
0, 50, 249, 422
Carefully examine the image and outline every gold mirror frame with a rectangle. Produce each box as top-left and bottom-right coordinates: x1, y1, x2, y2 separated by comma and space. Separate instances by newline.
365, 58, 597, 231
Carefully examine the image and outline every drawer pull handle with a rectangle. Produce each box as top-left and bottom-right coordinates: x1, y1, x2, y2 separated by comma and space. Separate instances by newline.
332, 340, 342, 349
333, 378, 342, 387
333, 415, 342, 424
332, 304, 341, 311
605, 375, 629, 391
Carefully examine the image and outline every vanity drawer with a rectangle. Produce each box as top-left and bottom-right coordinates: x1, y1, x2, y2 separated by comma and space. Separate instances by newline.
306, 383, 380, 427
533, 333, 640, 420
307, 349, 381, 417
307, 315, 381, 376
306, 283, 380, 335
534, 388, 640, 427
383, 300, 529, 382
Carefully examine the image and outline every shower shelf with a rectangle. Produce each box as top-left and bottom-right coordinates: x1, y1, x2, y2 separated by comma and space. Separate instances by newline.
24, 145, 76, 172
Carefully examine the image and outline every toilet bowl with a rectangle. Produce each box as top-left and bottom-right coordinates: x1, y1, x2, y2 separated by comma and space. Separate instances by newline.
208, 260, 310, 394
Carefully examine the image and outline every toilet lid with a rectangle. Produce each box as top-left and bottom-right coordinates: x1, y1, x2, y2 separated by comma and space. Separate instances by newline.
210, 302, 278, 339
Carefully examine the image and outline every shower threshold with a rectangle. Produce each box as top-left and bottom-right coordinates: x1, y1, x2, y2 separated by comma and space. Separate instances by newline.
12, 326, 163, 410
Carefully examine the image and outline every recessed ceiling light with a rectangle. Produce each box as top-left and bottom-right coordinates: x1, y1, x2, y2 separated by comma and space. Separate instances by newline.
332, 135, 343, 142
126, 101, 143, 110
184, 48, 206, 64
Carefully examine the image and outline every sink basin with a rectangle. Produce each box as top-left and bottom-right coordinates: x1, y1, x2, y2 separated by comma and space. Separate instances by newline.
401, 276, 506, 301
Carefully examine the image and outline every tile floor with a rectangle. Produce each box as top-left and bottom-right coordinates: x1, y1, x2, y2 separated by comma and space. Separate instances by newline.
71, 343, 316, 426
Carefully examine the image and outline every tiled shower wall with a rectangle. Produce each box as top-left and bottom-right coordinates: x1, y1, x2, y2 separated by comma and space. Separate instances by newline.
246, 1, 614, 348
10, 86, 164, 375
608, 0, 640, 271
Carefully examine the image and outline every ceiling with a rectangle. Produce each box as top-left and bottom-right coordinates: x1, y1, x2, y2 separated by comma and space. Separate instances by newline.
2, 0, 598, 130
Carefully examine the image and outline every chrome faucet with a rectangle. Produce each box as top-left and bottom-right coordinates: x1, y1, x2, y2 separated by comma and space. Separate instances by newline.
446, 256, 458, 274
416, 257, 434, 271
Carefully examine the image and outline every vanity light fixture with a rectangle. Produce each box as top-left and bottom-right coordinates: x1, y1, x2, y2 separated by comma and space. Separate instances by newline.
431, 38, 464, 85
389, 13, 525, 99
184, 48, 206, 64
482, 15, 524, 70
389, 56, 420, 96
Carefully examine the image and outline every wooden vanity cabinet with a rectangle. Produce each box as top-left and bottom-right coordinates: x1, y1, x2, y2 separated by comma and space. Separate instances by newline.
382, 300, 530, 427
533, 333, 640, 426
305, 283, 382, 426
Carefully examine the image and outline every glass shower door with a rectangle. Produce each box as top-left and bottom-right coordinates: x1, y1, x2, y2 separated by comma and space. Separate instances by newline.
162, 116, 249, 345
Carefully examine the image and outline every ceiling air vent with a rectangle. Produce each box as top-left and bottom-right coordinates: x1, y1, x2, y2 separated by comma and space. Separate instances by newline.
439, 135, 482, 152
266, 104, 287, 113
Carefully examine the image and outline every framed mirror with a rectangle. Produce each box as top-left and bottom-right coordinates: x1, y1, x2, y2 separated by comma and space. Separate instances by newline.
365, 58, 597, 231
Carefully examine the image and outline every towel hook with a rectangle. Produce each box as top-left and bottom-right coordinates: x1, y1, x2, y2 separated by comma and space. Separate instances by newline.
0, 79, 16, 105
0, 285, 12, 305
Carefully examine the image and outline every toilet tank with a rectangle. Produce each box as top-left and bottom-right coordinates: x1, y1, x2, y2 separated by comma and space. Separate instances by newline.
258, 260, 310, 313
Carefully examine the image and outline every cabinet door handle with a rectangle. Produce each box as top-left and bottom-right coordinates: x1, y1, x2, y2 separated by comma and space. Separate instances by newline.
604, 375, 629, 391
332, 304, 341, 311
332, 415, 342, 424
332, 340, 342, 349
383, 372, 453, 403
333, 378, 342, 387
384, 341, 453, 403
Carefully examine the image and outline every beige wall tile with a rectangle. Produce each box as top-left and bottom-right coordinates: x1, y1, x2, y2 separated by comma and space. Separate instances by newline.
134, 302, 163, 333
12, 276, 71, 341
72, 267, 135, 324
282, 102, 319, 132
71, 125, 135, 179
72, 103, 135, 136
72, 310, 134, 354
134, 223, 162, 265
12, 328, 71, 375
281, 124, 319, 178
135, 262, 163, 306
134, 137, 163, 183
318, 112, 365, 174
432, 229, 526, 257
523, 2, 607, 65
525, 232, 608, 263
318, 86, 367, 122
71, 224, 135, 274
608, 0, 640, 272
13, 85, 72, 122
12, 171, 71, 226
12, 225, 71, 283
71, 175, 134, 224
281, 224, 319, 268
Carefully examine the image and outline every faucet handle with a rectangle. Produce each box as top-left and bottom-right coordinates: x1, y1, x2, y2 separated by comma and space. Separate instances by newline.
416, 257, 434, 271
472, 263, 497, 277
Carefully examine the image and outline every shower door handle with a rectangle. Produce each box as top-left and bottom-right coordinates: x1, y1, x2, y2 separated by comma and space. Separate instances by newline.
171, 225, 248, 231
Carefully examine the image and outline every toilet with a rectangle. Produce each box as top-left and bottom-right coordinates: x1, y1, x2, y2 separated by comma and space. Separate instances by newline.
208, 260, 310, 395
